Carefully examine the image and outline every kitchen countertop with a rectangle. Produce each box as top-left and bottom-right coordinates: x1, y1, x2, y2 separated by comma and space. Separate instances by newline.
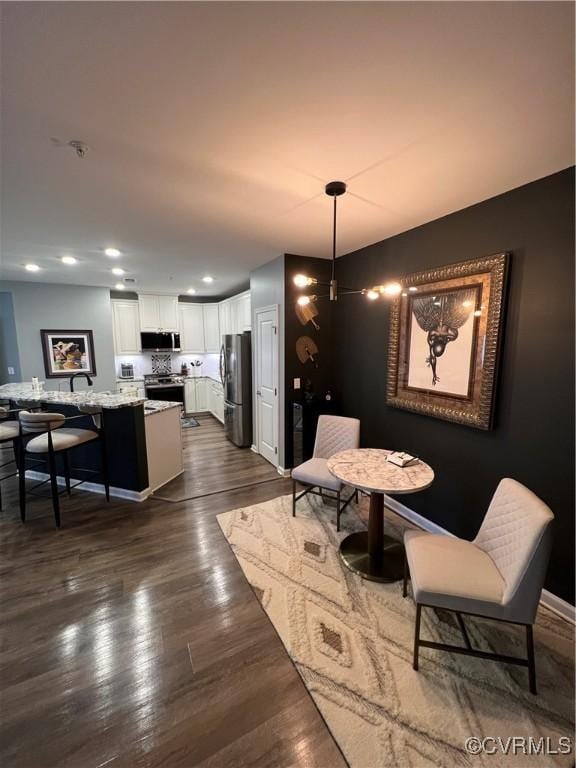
0, 383, 147, 410
143, 400, 183, 415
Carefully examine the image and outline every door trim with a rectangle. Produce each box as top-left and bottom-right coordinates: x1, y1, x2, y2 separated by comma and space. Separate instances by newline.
254, 304, 279, 467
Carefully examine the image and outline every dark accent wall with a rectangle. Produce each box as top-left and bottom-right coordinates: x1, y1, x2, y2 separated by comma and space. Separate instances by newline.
284, 254, 334, 466
333, 167, 575, 604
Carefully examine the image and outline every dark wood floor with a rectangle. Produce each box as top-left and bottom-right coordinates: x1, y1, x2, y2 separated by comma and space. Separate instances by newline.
155, 415, 281, 502
0, 419, 345, 768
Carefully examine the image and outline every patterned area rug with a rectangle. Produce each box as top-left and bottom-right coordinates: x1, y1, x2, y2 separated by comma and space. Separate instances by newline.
217, 494, 575, 768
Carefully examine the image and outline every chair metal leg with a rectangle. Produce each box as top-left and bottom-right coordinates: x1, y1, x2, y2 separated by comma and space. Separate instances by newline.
99, 435, 110, 502
526, 624, 537, 695
292, 478, 296, 517
355, 489, 359, 504
456, 613, 472, 649
402, 554, 409, 598
19, 443, 26, 523
47, 447, 61, 528
413, 604, 422, 671
63, 452, 71, 495
336, 490, 341, 532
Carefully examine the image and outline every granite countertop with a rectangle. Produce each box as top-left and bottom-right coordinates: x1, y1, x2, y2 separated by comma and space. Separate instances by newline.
143, 400, 183, 415
0, 383, 147, 410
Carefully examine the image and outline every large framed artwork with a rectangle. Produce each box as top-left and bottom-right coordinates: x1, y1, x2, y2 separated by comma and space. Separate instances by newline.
40, 329, 97, 378
386, 253, 509, 429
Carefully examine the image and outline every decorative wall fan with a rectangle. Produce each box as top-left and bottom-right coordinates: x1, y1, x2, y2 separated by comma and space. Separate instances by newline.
296, 336, 319, 365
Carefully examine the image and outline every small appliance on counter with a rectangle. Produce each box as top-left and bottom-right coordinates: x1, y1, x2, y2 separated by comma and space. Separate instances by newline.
119, 363, 135, 379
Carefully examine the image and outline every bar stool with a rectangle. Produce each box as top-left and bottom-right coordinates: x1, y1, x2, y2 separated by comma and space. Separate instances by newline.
19, 410, 110, 527
0, 405, 23, 510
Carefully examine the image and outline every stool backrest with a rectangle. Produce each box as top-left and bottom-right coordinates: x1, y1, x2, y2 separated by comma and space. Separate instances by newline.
474, 478, 554, 612
19, 411, 65, 434
313, 415, 360, 460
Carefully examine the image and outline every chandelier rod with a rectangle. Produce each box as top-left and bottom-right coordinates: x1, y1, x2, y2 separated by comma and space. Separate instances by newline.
332, 193, 337, 284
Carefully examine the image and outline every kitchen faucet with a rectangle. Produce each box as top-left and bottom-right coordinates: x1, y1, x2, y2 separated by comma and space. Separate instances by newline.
69, 372, 93, 392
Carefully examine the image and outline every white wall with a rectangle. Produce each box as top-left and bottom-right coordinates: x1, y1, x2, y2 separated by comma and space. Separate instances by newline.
2, 281, 116, 391
250, 255, 285, 466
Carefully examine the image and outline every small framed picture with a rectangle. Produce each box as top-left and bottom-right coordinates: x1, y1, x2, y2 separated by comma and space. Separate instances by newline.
40, 329, 97, 378
386, 253, 509, 430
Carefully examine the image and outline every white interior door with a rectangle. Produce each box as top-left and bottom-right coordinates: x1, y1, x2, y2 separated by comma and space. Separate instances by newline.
255, 306, 279, 466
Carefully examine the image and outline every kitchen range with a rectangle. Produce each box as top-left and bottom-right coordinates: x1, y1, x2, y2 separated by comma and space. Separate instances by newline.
143, 373, 185, 404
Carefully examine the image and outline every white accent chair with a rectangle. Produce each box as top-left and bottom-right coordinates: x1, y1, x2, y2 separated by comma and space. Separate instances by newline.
403, 478, 554, 694
292, 415, 360, 531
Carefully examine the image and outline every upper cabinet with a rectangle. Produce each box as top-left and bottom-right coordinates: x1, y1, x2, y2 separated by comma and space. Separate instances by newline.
238, 291, 251, 331
203, 304, 220, 352
218, 291, 251, 338
138, 294, 179, 332
112, 300, 141, 354
179, 303, 205, 353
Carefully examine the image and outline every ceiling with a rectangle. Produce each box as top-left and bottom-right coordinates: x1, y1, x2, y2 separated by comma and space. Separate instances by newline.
1, 2, 573, 296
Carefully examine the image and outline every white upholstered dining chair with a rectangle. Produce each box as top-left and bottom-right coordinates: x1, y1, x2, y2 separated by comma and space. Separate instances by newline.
292, 414, 360, 531
403, 477, 554, 694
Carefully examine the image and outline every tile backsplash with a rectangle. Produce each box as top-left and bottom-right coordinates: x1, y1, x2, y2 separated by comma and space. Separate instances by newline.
115, 352, 220, 379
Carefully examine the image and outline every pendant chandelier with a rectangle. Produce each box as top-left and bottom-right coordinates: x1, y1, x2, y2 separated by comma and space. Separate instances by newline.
293, 181, 411, 306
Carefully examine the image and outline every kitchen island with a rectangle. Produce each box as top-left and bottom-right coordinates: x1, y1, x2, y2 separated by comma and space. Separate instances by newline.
0, 384, 184, 500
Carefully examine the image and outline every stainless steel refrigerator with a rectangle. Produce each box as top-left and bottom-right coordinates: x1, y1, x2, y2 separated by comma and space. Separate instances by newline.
220, 332, 252, 447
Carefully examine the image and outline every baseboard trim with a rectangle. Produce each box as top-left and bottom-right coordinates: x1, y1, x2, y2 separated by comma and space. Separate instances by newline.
540, 590, 576, 625
25, 470, 150, 503
384, 494, 575, 625
250, 444, 258, 454
277, 466, 290, 477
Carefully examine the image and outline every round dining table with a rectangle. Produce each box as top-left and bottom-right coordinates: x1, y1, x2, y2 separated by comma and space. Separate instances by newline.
327, 448, 434, 583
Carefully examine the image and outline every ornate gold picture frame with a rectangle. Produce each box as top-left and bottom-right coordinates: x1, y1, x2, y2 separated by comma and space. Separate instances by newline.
386, 253, 509, 429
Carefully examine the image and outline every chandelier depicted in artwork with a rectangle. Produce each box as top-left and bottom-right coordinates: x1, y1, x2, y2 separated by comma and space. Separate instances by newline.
293, 181, 412, 306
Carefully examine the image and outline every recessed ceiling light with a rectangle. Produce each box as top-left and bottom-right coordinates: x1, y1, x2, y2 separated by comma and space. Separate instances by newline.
115, 283, 125, 290
61, 255, 77, 265
105, 248, 121, 258
187, 288, 196, 294
112, 267, 125, 276
25, 263, 40, 272
202, 275, 214, 284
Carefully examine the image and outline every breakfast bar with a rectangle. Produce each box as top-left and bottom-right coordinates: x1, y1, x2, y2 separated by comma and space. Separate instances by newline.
0, 383, 184, 499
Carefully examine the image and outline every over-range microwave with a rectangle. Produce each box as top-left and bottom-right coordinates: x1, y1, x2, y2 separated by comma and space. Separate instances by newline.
140, 332, 181, 352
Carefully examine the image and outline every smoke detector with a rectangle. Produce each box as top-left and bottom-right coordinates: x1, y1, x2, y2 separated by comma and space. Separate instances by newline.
51, 138, 90, 159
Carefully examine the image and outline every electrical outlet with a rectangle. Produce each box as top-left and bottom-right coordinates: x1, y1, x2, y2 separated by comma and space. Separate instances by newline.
294, 378, 301, 390
7, 367, 15, 375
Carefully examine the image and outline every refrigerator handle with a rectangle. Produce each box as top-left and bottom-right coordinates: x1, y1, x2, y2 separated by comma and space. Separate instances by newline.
219, 345, 225, 386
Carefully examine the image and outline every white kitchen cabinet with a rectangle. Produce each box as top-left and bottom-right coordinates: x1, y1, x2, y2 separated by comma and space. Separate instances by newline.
184, 379, 196, 413
112, 300, 141, 354
218, 300, 231, 338
138, 295, 160, 332
117, 380, 145, 399
195, 378, 207, 410
158, 296, 179, 331
217, 291, 251, 337
184, 378, 209, 414
203, 304, 220, 352
138, 294, 179, 332
238, 291, 251, 331
179, 304, 205, 352
208, 379, 224, 423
